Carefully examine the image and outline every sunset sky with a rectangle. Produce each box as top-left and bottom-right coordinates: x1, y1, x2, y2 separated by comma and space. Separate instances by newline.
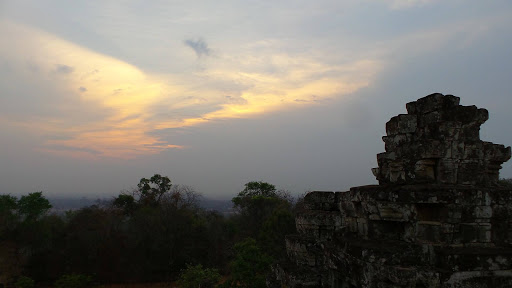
1, 0, 511, 199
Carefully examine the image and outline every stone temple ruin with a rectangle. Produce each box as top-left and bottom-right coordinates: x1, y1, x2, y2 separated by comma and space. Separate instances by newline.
268, 93, 512, 288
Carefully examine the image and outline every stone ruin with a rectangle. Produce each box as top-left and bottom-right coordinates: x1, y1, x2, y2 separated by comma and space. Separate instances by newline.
268, 93, 512, 288
374, 93, 509, 186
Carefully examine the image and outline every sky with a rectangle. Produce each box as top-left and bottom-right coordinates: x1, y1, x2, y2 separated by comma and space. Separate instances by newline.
1, 0, 511, 199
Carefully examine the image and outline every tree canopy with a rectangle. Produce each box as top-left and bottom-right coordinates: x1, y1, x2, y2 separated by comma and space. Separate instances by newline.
0, 177, 301, 287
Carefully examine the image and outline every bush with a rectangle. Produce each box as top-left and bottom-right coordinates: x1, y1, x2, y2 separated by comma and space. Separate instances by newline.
15, 276, 35, 288
54, 274, 93, 288
499, 178, 512, 188
178, 264, 221, 288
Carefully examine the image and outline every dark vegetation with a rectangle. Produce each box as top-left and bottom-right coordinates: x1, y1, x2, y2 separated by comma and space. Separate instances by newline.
0, 175, 299, 287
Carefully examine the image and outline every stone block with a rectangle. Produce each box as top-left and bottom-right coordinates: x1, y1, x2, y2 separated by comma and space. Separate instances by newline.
386, 114, 418, 136
386, 115, 400, 136
398, 114, 418, 134
389, 161, 406, 183
437, 159, 459, 184
414, 159, 436, 181
383, 134, 408, 152
303, 191, 337, 211
472, 206, 493, 219
414, 93, 445, 114
463, 142, 484, 160
438, 121, 462, 141
340, 201, 356, 217
483, 142, 512, 163
357, 218, 368, 237
460, 223, 478, 243
419, 140, 445, 159
457, 160, 482, 185
446, 105, 488, 125
417, 221, 442, 243
406, 101, 417, 114
477, 223, 492, 243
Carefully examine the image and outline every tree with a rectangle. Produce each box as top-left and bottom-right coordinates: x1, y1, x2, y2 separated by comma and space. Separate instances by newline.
236, 181, 277, 198
499, 178, 512, 188
0, 194, 19, 237
54, 274, 93, 288
222, 238, 273, 288
231, 181, 295, 259
17, 192, 52, 222
110, 175, 210, 282
112, 193, 136, 215
15, 276, 35, 288
138, 174, 172, 207
178, 264, 221, 288
112, 174, 176, 212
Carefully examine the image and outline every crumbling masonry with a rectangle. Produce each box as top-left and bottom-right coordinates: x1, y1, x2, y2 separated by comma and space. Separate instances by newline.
269, 93, 512, 288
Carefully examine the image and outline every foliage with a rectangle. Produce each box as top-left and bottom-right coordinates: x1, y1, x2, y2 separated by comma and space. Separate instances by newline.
112, 193, 136, 215
231, 181, 296, 259
222, 238, 273, 288
54, 274, 93, 288
499, 178, 512, 188
15, 276, 35, 288
17, 192, 52, 222
0, 194, 18, 213
0, 194, 19, 237
138, 174, 172, 206
236, 181, 277, 198
0, 177, 299, 286
178, 264, 221, 288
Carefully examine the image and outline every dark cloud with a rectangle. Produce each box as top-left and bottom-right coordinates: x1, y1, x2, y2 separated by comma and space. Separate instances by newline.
79, 86, 87, 92
184, 38, 211, 57
54, 64, 74, 75
225, 95, 248, 105
294, 95, 321, 103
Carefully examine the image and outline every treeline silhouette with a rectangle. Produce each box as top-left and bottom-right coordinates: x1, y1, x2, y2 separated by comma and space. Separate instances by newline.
0, 175, 299, 288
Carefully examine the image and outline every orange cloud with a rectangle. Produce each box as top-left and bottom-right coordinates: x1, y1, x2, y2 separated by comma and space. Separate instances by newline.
0, 20, 380, 159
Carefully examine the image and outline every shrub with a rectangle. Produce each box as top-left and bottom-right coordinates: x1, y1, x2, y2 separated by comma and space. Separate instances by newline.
178, 264, 221, 288
15, 276, 35, 288
54, 274, 93, 288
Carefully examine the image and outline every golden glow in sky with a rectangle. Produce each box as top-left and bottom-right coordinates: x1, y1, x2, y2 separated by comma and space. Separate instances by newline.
1, 20, 379, 159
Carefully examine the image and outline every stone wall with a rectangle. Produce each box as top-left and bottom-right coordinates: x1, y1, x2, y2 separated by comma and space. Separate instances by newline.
373, 93, 509, 186
269, 93, 512, 288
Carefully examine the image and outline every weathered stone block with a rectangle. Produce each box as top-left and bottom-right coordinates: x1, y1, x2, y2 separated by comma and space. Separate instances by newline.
472, 206, 493, 219
303, 191, 337, 211
417, 221, 442, 242
419, 140, 444, 158
414, 93, 445, 114
377, 202, 410, 221
460, 223, 479, 243
437, 159, 459, 184
477, 223, 492, 243
414, 159, 436, 181
398, 114, 418, 134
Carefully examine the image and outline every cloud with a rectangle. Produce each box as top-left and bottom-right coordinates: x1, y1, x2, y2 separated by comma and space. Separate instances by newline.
42, 144, 102, 156
54, 64, 74, 74
225, 95, 248, 105
384, 0, 438, 10
184, 38, 211, 58
0, 21, 379, 159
